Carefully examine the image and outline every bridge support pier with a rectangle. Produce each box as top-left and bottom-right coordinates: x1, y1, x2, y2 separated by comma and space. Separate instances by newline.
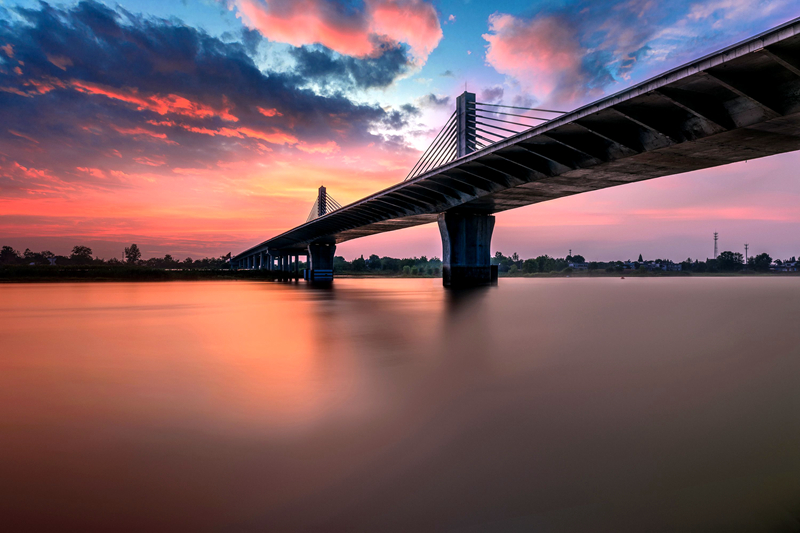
308, 242, 335, 284
438, 211, 496, 288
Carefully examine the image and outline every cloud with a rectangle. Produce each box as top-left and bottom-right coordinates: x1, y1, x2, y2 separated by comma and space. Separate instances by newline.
483, 13, 609, 107
482, 0, 798, 108
71, 80, 240, 122
289, 40, 412, 90
0, 0, 407, 196
228, 0, 443, 65
257, 107, 282, 117
440, 70, 455, 77
479, 85, 504, 103
417, 93, 450, 108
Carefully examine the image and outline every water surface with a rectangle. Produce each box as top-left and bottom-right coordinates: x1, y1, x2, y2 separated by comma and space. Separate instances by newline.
1, 278, 799, 531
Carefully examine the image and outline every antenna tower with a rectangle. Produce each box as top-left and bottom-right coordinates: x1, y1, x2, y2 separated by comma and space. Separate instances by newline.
713, 232, 718, 259
744, 244, 749, 264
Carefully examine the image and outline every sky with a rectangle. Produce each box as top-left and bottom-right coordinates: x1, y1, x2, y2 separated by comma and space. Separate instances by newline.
1, 0, 799, 262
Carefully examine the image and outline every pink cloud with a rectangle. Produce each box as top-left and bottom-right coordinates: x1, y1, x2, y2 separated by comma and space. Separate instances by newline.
297, 140, 340, 155
368, 0, 443, 63
76, 167, 106, 179
1, 44, 14, 58
229, 0, 442, 63
8, 130, 39, 144
0, 86, 31, 97
483, 13, 597, 107
46, 54, 73, 71
134, 156, 166, 167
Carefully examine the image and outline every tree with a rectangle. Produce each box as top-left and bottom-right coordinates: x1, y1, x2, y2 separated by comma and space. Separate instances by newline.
70, 245, 93, 265
717, 251, 743, 271
749, 252, 772, 271
638, 254, 643, 262
522, 258, 538, 273
124, 244, 141, 265
0, 245, 21, 264
368, 254, 380, 269
351, 255, 366, 271
572, 255, 585, 263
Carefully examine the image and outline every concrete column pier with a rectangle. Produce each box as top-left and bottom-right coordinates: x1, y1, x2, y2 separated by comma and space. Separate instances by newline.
438, 211, 496, 288
308, 242, 335, 283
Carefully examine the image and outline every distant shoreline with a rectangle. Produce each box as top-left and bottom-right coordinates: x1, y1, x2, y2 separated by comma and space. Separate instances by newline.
1, 265, 797, 283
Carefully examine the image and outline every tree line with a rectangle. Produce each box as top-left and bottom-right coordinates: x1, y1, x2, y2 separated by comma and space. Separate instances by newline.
492, 250, 793, 273
3, 244, 795, 274
334, 255, 443, 276
0, 244, 230, 269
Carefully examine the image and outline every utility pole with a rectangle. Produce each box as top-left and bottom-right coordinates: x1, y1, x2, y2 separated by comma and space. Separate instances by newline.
713, 232, 718, 259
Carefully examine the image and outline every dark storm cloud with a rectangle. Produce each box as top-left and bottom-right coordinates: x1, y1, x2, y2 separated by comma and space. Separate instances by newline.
0, 1, 404, 195
289, 39, 412, 90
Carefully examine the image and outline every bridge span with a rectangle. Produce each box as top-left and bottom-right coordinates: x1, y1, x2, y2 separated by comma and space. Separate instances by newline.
234, 18, 800, 287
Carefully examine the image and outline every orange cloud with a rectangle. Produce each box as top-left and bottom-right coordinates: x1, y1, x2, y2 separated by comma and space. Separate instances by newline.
28, 77, 67, 94
258, 107, 283, 117
149, 119, 300, 147
71, 80, 239, 122
111, 125, 178, 145
1, 44, 14, 58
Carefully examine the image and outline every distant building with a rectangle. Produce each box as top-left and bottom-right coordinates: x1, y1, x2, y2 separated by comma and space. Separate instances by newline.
568, 262, 588, 270
771, 261, 798, 272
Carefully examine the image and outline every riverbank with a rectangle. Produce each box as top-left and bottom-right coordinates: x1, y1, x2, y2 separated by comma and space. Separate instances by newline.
2, 265, 796, 282
0, 266, 281, 282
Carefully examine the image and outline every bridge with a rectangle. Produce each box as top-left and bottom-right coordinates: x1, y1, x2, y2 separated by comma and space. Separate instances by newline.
233, 17, 800, 287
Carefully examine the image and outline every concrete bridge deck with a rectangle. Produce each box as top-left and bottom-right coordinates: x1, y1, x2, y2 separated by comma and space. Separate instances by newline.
234, 17, 800, 286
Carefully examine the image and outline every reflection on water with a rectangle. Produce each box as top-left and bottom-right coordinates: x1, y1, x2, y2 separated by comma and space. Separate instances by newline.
1, 278, 799, 531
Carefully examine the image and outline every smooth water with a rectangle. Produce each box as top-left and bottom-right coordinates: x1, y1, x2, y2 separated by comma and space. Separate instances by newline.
1, 278, 799, 531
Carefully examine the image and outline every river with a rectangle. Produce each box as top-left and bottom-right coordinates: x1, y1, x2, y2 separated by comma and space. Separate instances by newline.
1, 278, 799, 531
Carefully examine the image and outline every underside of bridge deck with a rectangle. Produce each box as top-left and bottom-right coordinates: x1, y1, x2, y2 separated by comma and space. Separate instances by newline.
234, 18, 800, 287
